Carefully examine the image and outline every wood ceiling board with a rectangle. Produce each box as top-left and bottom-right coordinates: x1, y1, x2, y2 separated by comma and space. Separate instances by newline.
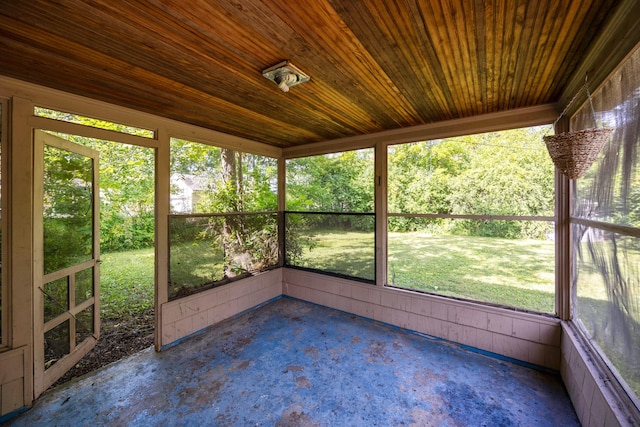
330, 1, 457, 121
0, 34, 309, 141
0, 0, 632, 148
0, 14, 326, 146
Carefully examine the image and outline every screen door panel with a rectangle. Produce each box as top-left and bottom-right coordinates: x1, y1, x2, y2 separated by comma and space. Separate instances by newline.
33, 130, 100, 397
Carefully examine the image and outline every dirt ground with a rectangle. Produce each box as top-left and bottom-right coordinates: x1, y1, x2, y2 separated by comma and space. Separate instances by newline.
52, 311, 154, 388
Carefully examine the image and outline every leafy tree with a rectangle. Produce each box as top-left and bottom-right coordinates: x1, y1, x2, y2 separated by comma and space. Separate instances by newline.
64, 135, 155, 252
286, 149, 374, 234
286, 149, 374, 213
388, 126, 554, 238
43, 145, 94, 274
388, 139, 469, 231
35, 109, 155, 253
170, 139, 278, 280
447, 127, 554, 238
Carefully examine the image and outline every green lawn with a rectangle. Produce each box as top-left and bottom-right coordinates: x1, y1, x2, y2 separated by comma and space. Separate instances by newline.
388, 232, 556, 313
290, 230, 375, 280
169, 240, 225, 298
100, 247, 155, 319
108, 232, 558, 315
292, 230, 556, 313
100, 241, 225, 316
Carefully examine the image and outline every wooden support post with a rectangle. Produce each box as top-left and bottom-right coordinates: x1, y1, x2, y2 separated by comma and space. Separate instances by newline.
155, 127, 170, 350
375, 142, 387, 287
554, 117, 572, 321
10, 96, 35, 405
277, 157, 286, 267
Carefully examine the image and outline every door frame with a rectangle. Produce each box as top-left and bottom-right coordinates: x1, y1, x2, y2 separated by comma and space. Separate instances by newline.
32, 130, 101, 397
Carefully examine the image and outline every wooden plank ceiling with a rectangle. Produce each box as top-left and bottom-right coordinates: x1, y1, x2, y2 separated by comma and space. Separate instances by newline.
0, 0, 621, 148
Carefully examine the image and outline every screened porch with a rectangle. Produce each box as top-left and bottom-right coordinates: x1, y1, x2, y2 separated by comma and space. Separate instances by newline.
1, 1, 640, 426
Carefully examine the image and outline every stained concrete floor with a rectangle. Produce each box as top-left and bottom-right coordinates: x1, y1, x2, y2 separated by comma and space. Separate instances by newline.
8, 297, 579, 426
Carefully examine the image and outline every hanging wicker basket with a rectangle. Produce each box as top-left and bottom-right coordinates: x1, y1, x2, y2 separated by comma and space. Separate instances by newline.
543, 128, 613, 179
544, 76, 614, 179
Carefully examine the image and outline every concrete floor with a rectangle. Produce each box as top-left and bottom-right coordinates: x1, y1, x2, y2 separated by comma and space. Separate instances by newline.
8, 297, 579, 426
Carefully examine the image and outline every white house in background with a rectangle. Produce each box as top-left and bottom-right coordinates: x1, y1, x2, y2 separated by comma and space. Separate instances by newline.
170, 174, 207, 213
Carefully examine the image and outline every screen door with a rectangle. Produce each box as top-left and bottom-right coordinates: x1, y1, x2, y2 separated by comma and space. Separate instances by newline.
33, 130, 100, 397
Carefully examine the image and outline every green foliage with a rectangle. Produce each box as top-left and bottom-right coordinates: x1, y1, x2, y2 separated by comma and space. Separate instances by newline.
286, 149, 374, 213
286, 149, 374, 236
101, 211, 154, 251
285, 214, 317, 264
388, 139, 468, 216
447, 128, 554, 238
43, 129, 155, 253
43, 145, 94, 273
37, 109, 155, 253
170, 140, 279, 281
171, 139, 277, 214
388, 126, 554, 238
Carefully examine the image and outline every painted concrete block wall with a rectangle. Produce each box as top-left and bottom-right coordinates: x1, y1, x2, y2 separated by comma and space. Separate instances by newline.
0, 347, 27, 416
160, 269, 282, 347
283, 268, 562, 371
560, 323, 630, 427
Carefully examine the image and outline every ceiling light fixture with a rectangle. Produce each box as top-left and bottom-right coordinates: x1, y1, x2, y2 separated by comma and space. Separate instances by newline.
262, 61, 310, 93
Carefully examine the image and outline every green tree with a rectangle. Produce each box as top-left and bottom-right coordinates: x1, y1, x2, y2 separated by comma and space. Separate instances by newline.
286, 149, 374, 213
388, 126, 554, 237
447, 127, 554, 238
286, 149, 374, 236
170, 139, 278, 279
35, 109, 156, 252
43, 145, 94, 274
67, 136, 155, 252
388, 139, 469, 230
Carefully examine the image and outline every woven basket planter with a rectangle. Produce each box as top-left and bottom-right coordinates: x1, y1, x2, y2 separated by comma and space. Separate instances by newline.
543, 128, 613, 179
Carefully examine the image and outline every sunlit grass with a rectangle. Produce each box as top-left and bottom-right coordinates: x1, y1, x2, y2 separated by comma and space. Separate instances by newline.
293, 230, 556, 313
100, 248, 155, 319
293, 231, 375, 280
100, 241, 226, 316
388, 232, 556, 312
169, 240, 225, 298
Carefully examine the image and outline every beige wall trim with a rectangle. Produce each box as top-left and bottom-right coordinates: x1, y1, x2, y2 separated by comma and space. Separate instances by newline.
28, 116, 159, 149
0, 76, 280, 158
561, 321, 640, 426
554, 118, 571, 321
160, 269, 282, 348
9, 97, 33, 350
7, 96, 34, 408
0, 346, 28, 416
167, 127, 281, 159
277, 158, 286, 266
155, 127, 170, 351
283, 104, 558, 159
283, 268, 562, 371
0, 97, 9, 350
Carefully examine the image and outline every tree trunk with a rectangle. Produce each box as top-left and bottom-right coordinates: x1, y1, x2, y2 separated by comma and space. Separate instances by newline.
220, 149, 248, 277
